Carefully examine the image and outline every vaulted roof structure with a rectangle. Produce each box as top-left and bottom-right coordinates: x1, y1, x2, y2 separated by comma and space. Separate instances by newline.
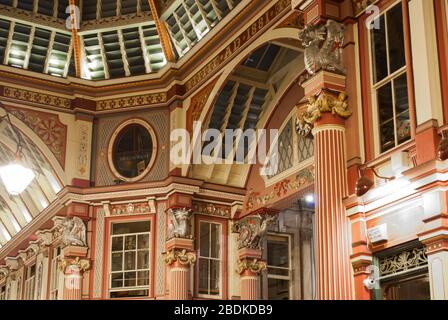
0, 0, 242, 80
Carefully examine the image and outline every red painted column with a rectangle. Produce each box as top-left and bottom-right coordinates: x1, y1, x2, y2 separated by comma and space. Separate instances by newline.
164, 238, 196, 300
60, 256, 90, 300
237, 249, 266, 300
313, 112, 354, 299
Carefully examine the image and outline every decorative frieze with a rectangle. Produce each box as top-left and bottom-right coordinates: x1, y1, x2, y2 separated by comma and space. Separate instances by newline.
192, 201, 231, 218
3, 86, 71, 109
96, 92, 167, 111
110, 202, 153, 216
164, 249, 196, 266
379, 247, 428, 277
234, 215, 276, 250
245, 166, 314, 211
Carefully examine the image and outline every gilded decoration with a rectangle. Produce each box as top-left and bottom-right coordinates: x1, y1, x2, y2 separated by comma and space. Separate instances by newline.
111, 202, 152, 216
246, 166, 314, 211
187, 77, 219, 136
164, 249, 197, 266
167, 208, 193, 240
296, 90, 351, 136
185, 0, 291, 91
3, 87, 71, 109
352, 0, 376, 15
298, 20, 346, 75
237, 258, 267, 275
192, 201, 231, 218
379, 247, 428, 277
4, 106, 68, 167
59, 256, 91, 274
96, 92, 167, 111
234, 215, 276, 250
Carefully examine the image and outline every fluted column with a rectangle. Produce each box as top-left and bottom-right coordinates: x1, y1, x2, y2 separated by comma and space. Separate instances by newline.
297, 69, 354, 299
164, 238, 196, 300
60, 256, 90, 300
237, 250, 266, 300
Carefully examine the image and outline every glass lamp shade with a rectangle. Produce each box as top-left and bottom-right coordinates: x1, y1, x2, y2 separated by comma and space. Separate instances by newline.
0, 163, 35, 195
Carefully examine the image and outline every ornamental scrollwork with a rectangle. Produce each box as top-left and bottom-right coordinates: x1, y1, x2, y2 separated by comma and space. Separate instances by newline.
167, 208, 193, 240
59, 256, 91, 274
164, 249, 197, 266
234, 215, 276, 250
379, 247, 428, 277
299, 19, 346, 76
296, 90, 351, 136
237, 258, 267, 275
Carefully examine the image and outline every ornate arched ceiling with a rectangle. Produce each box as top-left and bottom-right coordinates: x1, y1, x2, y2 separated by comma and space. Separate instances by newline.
0, 0, 243, 80
190, 39, 305, 187
0, 116, 63, 248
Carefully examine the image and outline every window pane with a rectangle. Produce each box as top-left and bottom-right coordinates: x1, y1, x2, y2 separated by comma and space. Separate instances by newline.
112, 221, 150, 235
112, 236, 123, 251
125, 235, 136, 250
138, 234, 149, 249
200, 223, 210, 257
137, 250, 149, 269
124, 272, 137, 287
377, 82, 395, 152
267, 267, 289, 277
124, 251, 136, 270
209, 260, 220, 296
394, 73, 410, 144
112, 252, 123, 272
198, 258, 209, 294
387, 4, 406, 73
268, 278, 290, 300
267, 237, 289, 268
111, 273, 123, 288
371, 15, 388, 83
137, 270, 150, 286
210, 224, 220, 259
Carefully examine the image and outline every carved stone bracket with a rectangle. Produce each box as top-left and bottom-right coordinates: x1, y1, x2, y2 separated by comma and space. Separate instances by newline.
237, 258, 267, 275
164, 249, 197, 267
59, 257, 91, 275
296, 89, 351, 136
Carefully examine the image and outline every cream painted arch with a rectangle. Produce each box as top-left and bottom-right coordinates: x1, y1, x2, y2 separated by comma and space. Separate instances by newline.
0, 109, 68, 187
186, 27, 305, 182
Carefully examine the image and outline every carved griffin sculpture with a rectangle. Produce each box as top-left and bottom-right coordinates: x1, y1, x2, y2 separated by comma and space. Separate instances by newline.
299, 19, 346, 75
167, 208, 193, 239
61, 217, 87, 247
234, 215, 277, 250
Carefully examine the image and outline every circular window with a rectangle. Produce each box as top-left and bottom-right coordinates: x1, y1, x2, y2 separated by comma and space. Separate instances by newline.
108, 119, 157, 182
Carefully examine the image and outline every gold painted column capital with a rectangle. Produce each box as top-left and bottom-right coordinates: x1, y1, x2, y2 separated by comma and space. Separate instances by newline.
164, 249, 197, 267
236, 258, 267, 275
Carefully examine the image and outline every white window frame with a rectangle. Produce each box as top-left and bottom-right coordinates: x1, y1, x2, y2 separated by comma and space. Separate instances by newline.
197, 221, 223, 299
50, 246, 62, 300
24, 264, 36, 300
368, 0, 410, 156
108, 221, 151, 298
266, 233, 292, 300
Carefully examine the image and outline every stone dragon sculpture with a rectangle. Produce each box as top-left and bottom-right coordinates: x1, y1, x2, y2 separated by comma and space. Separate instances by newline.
61, 216, 87, 247
167, 208, 193, 239
299, 19, 346, 75
234, 214, 277, 250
